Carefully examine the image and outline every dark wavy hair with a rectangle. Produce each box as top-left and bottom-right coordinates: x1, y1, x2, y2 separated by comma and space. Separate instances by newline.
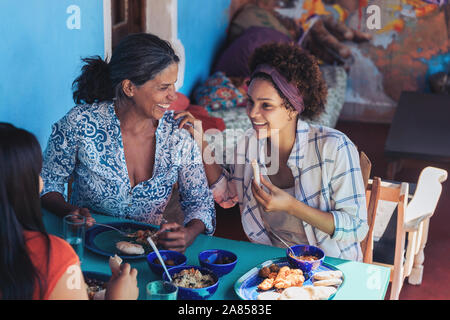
72, 33, 180, 105
248, 42, 327, 119
0, 123, 49, 299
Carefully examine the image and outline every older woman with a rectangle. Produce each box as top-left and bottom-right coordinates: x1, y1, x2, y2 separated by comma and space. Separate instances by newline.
177, 43, 368, 261
41, 33, 215, 252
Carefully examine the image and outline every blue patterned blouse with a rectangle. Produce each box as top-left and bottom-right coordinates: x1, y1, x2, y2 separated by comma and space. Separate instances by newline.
41, 102, 215, 235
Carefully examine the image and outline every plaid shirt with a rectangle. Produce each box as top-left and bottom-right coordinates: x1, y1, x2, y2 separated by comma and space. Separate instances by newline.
211, 119, 368, 261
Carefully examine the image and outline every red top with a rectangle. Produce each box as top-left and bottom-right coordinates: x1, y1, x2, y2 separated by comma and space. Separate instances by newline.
24, 231, 79, 300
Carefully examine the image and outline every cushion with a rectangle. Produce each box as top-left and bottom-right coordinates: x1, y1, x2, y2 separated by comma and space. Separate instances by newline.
186, 105, 226, 132
169, 92, 190, 111
227, 4, 292, 44
193, 72, 246, 111
214, 26, 291, 78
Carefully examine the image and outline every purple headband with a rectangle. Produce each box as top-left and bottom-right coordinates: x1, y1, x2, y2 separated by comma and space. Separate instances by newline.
251, 64, 304, 114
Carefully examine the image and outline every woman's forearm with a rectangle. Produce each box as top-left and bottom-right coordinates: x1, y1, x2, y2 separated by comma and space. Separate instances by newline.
41, 192, 78, 217
286, 198, 336, 236
200, 139, 224, 186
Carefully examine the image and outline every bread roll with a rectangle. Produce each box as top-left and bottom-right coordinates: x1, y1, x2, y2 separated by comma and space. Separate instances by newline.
313, 270, 343, 280
257, 291, 282, 300
280, 286, 313, 300
116, 241, 145, 255
313, 278, 342, 287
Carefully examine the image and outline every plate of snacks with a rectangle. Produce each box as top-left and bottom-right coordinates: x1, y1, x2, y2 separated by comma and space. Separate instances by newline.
234, 257, 344, 300
85, 221, 159, 259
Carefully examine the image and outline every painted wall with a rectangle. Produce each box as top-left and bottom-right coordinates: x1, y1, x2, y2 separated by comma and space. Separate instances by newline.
177, 0, 231, 97
0, 0, 105, 148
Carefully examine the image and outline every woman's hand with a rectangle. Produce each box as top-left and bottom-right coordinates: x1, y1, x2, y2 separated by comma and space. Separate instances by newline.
251, 175, 296, 213
68, 207, 96, 228
105, 263, 139, 300
173, 111, 204, 148
156, 220, 204, 253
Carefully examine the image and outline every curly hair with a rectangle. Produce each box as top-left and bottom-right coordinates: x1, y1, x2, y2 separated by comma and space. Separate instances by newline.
248, 42, 327, 119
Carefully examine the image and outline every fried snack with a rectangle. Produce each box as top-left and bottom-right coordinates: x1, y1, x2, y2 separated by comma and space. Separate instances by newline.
258, 266, 271, 278
269, 264, 280, 273
274, 268, 305, 289
257, 278, 275, 291
313, 270, 343, 281
116, 241, 145, 255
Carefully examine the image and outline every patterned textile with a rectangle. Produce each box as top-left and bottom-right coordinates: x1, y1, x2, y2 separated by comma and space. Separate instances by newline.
41, 103, 215, 234
193, 72, 246, 112
210, 118, 368, 261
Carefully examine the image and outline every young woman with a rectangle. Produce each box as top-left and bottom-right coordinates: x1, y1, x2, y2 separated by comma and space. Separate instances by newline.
40, 33, 215, 252
176, 43, 368, 261
0, 123, 138, 300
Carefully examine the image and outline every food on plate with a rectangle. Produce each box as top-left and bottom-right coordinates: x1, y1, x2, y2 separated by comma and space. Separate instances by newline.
279, 286, 313, 300
251, 159, 261, 186
258, 263, 280, 278
116, 241, 145, 255
85, 277, 107, 300
257, 265, 304, 291
289, 252, 321, 261
313, 278, 342, 287
127, 229, 157, 244
257, 291, 282, 300
109, 254, 123, 275
279, 285, 337, 300
257, 278, 275, 291
273, 266, 305, 289
172, 268, 216, 289
313, 270, 343, 280
309, 286, 337, 300
153, 258, 176, 266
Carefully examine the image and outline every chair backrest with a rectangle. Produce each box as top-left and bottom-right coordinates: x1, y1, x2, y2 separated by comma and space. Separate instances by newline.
404, 166, 448, 230
361, 176, 381, 263
358, 151, 375, 263
359, 151, 371, 190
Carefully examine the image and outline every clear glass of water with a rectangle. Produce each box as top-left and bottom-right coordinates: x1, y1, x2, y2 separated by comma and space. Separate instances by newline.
63, 214, 86, 263
146, 281, 178, 300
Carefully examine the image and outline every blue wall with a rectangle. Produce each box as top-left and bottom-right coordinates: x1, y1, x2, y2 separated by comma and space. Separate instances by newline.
0, 0, 105, 148
0, 0, 230, 147
178, 0, 230, 97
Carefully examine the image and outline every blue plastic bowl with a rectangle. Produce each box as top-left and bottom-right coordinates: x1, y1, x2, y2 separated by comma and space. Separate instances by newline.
286, 245, 325, 276
147, 250, 187, 276
162, 265, 219, 300
198, 249, 237, 277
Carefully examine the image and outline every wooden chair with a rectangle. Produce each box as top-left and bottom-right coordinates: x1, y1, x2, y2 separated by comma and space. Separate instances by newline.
370, 166, 448, 300
358, 151, 380, 264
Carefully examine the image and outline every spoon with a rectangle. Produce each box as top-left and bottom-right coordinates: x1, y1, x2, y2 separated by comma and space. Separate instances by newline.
147, 236, 173, 282
269, 230, 296, 257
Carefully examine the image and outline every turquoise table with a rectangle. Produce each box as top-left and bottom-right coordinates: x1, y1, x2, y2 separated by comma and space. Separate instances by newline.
43, 209, 390, 300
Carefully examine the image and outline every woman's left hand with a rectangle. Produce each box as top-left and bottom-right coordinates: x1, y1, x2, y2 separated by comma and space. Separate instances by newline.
251, 175, 296, 213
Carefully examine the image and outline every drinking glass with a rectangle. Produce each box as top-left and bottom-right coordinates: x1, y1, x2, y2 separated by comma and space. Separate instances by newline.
63, 214, 86, 263
146, 281, 178, 300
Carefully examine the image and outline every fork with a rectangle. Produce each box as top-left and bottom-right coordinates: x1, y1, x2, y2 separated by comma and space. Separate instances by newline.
93, 223, 131, 237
